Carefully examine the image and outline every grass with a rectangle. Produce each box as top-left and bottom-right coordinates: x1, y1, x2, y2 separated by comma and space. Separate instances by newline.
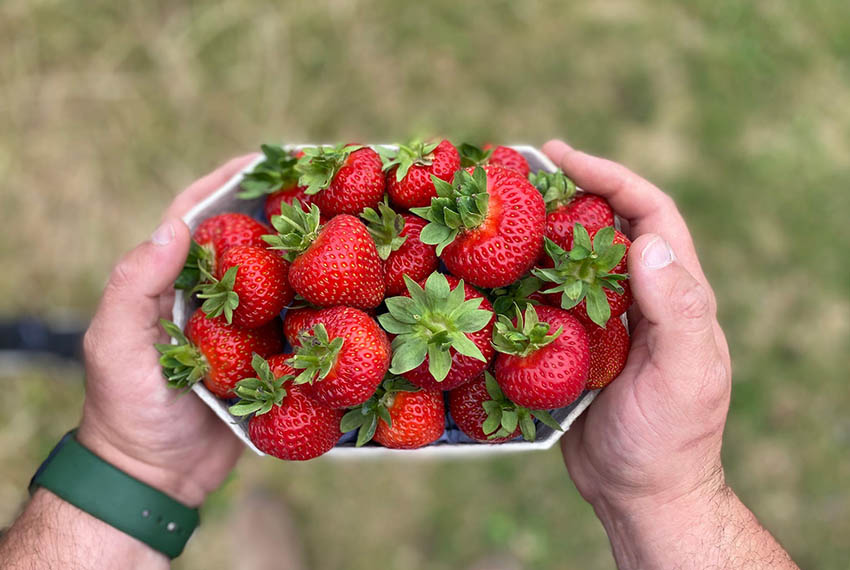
2, 1, 849, 568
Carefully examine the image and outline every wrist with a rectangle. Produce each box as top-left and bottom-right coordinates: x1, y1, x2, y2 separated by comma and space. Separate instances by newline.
77, 421, 207, 507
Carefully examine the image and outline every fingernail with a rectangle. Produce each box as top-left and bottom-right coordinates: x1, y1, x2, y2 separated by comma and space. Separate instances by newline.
151, 221, 174, 246
641, 236, 674, 269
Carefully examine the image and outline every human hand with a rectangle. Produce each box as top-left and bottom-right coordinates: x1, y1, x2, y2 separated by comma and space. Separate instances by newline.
77, 154, 258, 506
543, 140, 732, 518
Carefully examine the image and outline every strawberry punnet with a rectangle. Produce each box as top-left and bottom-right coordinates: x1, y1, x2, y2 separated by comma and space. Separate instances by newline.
178, 212, 273, 290
449, 372, 562, 443
287, 306, 391, 409
229, 354, 343, 461
381, 139, 461, 210
360, 202, 439, 297
156, 310, 283, 399
529, 169, 615, 252
264, 201, 385, 309
459, 143, 531, 177
195, 245, 293, 329
295, 144, 385, 217
379, 272, 495, 391
584, 316, 630, 390
493, 305, 590, 410
341, 375, 445, 449
533, 223, 631, 328
411, 166, 546, 288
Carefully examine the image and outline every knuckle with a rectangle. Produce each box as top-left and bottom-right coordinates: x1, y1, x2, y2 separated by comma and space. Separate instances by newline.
671, 279, 712, 324
106, 255, 136, 294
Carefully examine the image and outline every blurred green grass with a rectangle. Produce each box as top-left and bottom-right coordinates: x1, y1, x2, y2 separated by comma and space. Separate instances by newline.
2, 1, 849, 568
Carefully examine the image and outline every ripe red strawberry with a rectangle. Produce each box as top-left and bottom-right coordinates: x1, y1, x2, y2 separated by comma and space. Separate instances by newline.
381, 140, 461, 210
529, 169, 615, 252
264, 201, 386, 309
196, 245, 293, 329
341, 375, 444, 449
295, 144, 385, 216
360, 202, 439, 297
288, 306, 391, 409
411, 166, 545, 288
178, 213, 273, 291
449, 372, 562, 443
229, 354, 343, 461
156, 309, 282, 399
379, 273, 495, 391
263, 185, 314, 226
584, 316, 630, 390
534, 224, 632, 328
493, 305, 590, 410
482, 144, 530, 177
459, 143, 530, 177
282, 306, 322, 346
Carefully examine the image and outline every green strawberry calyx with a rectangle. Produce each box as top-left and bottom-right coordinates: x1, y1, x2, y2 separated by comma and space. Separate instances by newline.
263, 199, 323, 262
228, 354, 290, 417
237, 144, 299, 199
196, 266, 240, 324
377, 140, 440, 182
458, 142, 493, 168
175, 240, 215, 291
481, 372, 562, 441
410, 167, 490, 255
155, 319, 208, 390
360, 199, 408, 260
490, 275, 544, 316
339, 374, 420, 447
286, 324, 345, 386
295, 144, 363, 195
491, 305, 563, 358
532, 224, 628, 328
378, 272, 493, 383
528, 169, 577, 213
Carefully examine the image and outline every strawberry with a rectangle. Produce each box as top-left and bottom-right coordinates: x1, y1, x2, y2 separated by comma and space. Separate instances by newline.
234, 144, 314, 224
263, 186, 314, 226
493, 305, 590, 410
360, 202, 439, 297
379, 272, 495, 391
449, 372, 562, 443
380, 140, 461, 210
459, 143, 530, 177
282, 306, 322, 346
264, 201, 386, 309
341, 375, 444, 449
411, 166, 546, 288
295, 144, 385, 216
195, 245, 293, 329
178, 213, 272, 290
584, 316, 630, 390
529, 170, 615, 252
229, 354, 343, 461
288, 306, 391, 409
156, 310, 282, 398
533, 224, 631, 327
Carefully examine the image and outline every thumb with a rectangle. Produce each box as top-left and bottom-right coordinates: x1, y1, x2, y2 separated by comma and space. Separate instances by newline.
628, 234, 727, 396
89, 218, 192, 345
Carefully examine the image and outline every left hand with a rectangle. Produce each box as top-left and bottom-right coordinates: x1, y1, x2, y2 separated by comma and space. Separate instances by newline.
77, 154, 257, 506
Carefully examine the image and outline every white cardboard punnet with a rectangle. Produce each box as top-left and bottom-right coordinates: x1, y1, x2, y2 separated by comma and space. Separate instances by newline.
173, 145, 611, 458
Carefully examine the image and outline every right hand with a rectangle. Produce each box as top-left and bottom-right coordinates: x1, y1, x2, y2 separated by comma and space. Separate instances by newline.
543, 140, 733, 516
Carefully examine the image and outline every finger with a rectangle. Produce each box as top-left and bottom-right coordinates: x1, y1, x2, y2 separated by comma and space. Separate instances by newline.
628, 234, 729, 403
165, 153, 259, 220
87, 218, 192, 349
543, 139, 712, 303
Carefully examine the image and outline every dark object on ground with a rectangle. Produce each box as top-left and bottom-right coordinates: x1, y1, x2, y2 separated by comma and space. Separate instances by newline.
0, 317, 85, 362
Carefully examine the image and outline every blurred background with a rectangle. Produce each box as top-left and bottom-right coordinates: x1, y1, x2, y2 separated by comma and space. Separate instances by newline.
2, 1, 849, 568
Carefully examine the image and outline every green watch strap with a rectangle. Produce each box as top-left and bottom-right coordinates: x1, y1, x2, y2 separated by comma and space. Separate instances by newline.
29, 430, 199, 559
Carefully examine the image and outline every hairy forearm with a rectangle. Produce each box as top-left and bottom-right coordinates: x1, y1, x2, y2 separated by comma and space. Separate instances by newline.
595, 484, 798, 570
0, 489, 169, 570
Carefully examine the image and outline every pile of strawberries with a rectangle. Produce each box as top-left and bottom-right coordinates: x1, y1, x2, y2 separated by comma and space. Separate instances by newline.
157, 141, 632, 460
